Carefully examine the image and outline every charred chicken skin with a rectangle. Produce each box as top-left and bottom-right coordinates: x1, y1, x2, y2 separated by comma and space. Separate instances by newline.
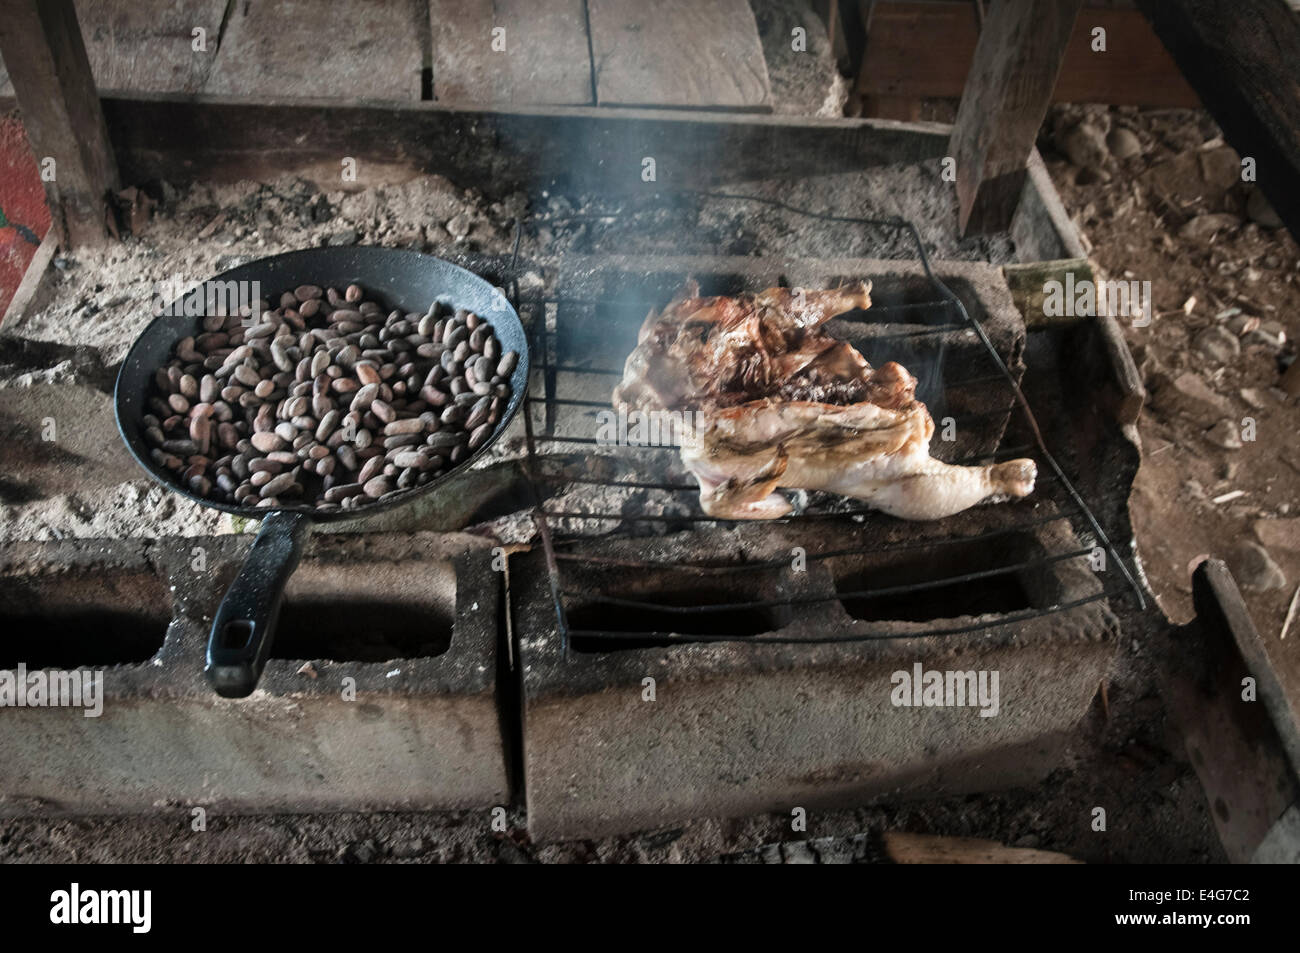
612, 281, 1036, 520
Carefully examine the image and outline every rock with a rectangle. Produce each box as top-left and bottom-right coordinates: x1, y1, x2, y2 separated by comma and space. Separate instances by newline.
1140, 148, 1237, 208
1153, 369, 1232, 419
1193, 325, 1242, 363
326, 228, 358, 247
390, 838, 426, 859
340, 838, 379, 863
1197, 145, 1243, 191
1106, 126, 1142, 159
1242, 319, 1286, 351
1227, 541, 1287, 590
1225, 314, 1260, 336
1281, 360, 1300, 397
445, 213, 471, 240
1058, 120, 1109, 171
1254, 518, 1300, 552
780, 841, 817, 864
1246, 188, 1284, 229
310, 197, 334, 224
1204, 419, 1243, 450
1075, 165, 1112, 185
1240, 387, 1269, 409
1180, 213, 1240, 242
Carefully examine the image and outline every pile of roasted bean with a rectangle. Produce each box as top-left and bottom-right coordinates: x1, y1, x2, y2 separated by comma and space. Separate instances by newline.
142, 282, 518, 511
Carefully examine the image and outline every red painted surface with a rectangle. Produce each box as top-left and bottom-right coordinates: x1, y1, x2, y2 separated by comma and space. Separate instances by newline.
0, 114, 53, 318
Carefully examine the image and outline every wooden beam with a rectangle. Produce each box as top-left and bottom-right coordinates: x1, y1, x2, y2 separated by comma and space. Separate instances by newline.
1, 226, 57, 328
100, 95, 949, 194
949, 0, 1082, 235
1135, 0, 1300, 242
0, 0, 117, 247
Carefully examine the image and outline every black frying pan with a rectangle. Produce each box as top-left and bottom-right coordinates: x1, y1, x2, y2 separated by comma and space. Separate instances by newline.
114, 247, 529, 698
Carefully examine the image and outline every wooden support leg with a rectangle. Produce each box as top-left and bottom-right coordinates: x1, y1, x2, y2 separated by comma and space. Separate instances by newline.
950, 0, 1081, 235
0, 0, 118, 248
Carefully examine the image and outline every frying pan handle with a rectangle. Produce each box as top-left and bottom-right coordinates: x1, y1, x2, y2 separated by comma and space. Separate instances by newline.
206, 510, 310, 698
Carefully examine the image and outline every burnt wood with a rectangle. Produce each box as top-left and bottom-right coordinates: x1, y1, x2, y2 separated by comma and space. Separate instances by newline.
101, 94, 945, 192
949, 0, 1083, 235
0, 0, 118, 247
1136, 0, 1300, 242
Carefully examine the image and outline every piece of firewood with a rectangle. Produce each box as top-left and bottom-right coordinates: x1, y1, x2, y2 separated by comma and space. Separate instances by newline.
884, 831, 1083, 864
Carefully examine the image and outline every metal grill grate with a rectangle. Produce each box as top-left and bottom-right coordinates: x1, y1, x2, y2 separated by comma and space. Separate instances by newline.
508, 194, 1146, 654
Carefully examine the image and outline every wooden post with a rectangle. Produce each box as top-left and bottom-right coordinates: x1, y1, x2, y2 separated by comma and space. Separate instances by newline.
1136, 0, 1300, 241
0, 0, 118, 247
949, 0, 1082, 235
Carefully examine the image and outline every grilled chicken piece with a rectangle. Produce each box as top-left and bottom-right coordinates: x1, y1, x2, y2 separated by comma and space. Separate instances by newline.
613, 282, 1036, 521
681, 398, 1037, 520
613, 281, 878, 413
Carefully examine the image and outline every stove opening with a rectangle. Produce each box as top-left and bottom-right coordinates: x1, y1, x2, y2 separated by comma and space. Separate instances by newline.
567, 578, 789, 652
831, 534, 1049, 624
837, 568, 1031, 622
0, 569, 171, 668
271, 561, 456, 662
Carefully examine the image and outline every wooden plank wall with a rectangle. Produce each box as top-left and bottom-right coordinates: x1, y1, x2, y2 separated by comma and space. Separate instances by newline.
429, 0, 593, 105
2, 1, 776, 111
205, 0, 426, 101
77, 0, 226, 94
586, 0, 771, 109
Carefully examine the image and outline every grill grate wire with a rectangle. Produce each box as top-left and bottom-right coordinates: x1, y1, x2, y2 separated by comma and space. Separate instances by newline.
506, 194, 1147, 655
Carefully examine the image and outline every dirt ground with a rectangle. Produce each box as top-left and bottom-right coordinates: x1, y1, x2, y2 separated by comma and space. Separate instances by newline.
1039, 104, 1300, 704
